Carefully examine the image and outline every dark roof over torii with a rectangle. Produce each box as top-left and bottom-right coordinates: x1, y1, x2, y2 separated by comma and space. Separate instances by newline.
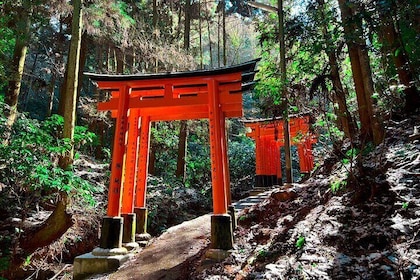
84, 59, 260, 92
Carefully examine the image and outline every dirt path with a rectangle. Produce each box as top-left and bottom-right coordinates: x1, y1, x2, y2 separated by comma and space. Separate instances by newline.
103, 190, 274, 280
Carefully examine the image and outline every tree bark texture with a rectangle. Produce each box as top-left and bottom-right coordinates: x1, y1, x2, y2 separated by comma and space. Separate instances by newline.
317, 0, 356, 139
176, 121, 188, 181
4, 3, 31, 128
20, 193, 73, 253
59, 0, 83, 169
337, 0, 383, 144
377, 2, 420, 113
278, 0, 293, 183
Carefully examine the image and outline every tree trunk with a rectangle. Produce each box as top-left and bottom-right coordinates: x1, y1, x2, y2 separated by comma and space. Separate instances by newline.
176, 121, 188, 181
20, 193, 73, 253
176, 0, 192, 180
337, 0, 383, 145
47, 74, 56, 117
217, 13, 221, 67
222, 0, 227, 66
183, 0, 191, 51
148, 122, 157, 175
4, 3, 31, 128
77, 33, 88, 101
318, 0, 356, 139
22, 52, 38, 111
207, 16, 213, 68
116, 47, 124, 74
377, 2, 420, 113
278, 0, 293, 184
59, 0, 83, 169
199, 0, 203, 69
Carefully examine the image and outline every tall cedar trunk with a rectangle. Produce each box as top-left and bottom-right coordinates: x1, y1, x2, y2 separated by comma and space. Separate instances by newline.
199, 0, 203, 69
4, 2, 31, 128
318, 0, 356, 139
97, 43, 103, 73
217, 14, 221, 67
176, 121, 188, 180
337, 0, 383, 145
76, 33, 88, 101
59, 0, 83, 169
183, 0, 191, 51
47, 74, 56, 117
148, 122, 157, 175
278, 0, 293, 183
222, 0, 227, 66
153, 0, 158, 72
207, 16, 213, 68
176, 0, 191, 181
22, 52, 38, 111
116, 47, 124, 74
377, 2, 420, 113
147, 0, 159, 174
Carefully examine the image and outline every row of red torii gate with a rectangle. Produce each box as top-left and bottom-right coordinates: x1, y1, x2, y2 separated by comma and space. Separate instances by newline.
84, 60, 316, 252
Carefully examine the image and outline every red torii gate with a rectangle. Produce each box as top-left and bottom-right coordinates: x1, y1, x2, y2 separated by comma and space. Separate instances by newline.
244, 115, 316, 187
85, 60, 258, 251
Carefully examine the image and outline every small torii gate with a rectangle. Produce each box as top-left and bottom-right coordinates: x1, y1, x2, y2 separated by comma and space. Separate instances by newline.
85, 60, 258, 252
244, 115, 316, 187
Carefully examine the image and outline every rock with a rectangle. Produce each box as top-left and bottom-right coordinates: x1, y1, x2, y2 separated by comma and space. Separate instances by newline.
271, 190, 297, 202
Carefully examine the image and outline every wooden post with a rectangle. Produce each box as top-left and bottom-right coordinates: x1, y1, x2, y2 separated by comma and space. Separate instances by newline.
208, 79, 232, 250
100, 85, 130, 249
134, 116, 151, 235
121, 109, 140, 244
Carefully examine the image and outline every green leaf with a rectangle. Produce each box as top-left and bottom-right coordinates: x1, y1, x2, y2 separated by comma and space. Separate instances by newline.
296, 236, 305, 249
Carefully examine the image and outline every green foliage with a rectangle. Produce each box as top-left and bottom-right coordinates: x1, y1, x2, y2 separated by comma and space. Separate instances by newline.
402, 202, 409, 210
342, 148, 360, 164
228, 135, 255, 182
0, 14, 15, 90
296, 235, 306, 249
257, 249, 268, 258
0, 109, 99, 205
331, 179, 347, 193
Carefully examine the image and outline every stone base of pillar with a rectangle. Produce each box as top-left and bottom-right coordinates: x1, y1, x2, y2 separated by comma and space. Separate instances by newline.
134, 207, 151, 246
210, 214, 233, 250
228, 205, 236, 230
99, 216, 123, 249
134, 207, 148, 234
121, 213, 136, 244
73, 251, 131, 280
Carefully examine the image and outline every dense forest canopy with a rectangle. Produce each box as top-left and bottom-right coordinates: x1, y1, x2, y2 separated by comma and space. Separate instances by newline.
0, 0, 419, 278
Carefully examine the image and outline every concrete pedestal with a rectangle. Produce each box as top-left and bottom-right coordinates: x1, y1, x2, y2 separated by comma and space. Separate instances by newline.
134, 207, 148, 234
99, 216, 124, 249
73, 251, 131, 280
121, 213, 136, 243
134, 207, 151, 246
210, 214, 233, 250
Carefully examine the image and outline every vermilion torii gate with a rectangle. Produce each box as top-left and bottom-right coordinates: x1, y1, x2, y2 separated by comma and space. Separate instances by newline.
244, 115, 317, 187
85, 60, 258, 251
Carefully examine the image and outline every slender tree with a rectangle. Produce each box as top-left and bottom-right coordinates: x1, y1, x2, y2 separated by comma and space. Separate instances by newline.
318, 0, 356, 139
337, 0, 383, 144
376, 0, 420, 113
277, 0, 293, 184
4, 0, 31, 128
59, 0, 83, 169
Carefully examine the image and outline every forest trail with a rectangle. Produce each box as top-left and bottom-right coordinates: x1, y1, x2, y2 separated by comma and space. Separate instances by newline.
102, 190, 275, 280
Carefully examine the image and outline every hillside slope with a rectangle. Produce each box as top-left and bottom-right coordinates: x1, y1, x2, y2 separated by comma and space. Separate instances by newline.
189, 115, 420, 279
